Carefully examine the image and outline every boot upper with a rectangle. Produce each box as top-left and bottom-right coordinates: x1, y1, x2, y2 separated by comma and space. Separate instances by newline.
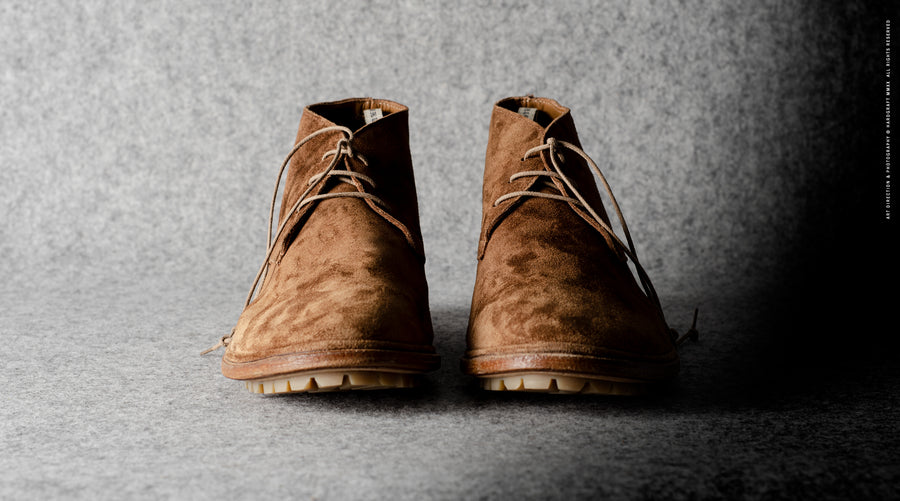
224, 98, 435, 370
466, 97, 678, 375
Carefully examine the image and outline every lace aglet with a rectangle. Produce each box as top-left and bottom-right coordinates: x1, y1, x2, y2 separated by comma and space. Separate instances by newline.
675, 308, 699, 346
200, 331, 233, 356
200, 340, 224, 356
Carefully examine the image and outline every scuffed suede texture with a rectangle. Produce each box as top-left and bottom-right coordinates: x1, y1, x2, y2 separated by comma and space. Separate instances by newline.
224, 99, 437, 376
1, 1, 896, 499
465, 98, 676, 381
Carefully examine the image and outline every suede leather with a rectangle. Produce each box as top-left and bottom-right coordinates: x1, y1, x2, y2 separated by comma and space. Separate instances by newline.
463, 97, 679, 382
222, 99, 438, 380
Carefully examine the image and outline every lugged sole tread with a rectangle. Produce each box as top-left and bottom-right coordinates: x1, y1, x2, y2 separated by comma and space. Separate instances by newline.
244, 370, 419, 394
480, 373, 647, 395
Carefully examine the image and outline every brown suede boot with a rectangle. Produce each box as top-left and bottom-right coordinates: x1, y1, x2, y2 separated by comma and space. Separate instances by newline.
206, 98, 440, 393
462, 96, 695, 395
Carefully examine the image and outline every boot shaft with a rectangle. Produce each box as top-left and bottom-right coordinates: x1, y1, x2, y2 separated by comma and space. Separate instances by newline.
479, 96, 617, 259
277, 98, 425, 259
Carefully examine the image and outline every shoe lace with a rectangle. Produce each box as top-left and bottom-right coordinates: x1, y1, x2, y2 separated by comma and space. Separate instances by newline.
494, 137, 698, 347
201, 125, 384, 355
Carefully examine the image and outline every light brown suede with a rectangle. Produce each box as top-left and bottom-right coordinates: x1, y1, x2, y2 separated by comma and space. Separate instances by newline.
462, 96, 680, 387
221, 98, 439, 383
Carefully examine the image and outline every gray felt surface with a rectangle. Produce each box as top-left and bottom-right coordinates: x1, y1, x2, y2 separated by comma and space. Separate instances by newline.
1, 1, 897, 499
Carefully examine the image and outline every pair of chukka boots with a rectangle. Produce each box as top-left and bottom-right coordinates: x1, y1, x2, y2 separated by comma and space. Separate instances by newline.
205, 96, 696, 395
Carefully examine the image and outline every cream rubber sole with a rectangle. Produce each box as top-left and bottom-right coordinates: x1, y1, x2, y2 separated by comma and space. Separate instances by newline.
478, 372, 648, 395
243, 370, 420, 394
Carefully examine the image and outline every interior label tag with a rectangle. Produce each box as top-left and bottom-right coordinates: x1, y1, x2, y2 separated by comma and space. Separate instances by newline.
517, 107, 537, 120
363, 108, 383, 124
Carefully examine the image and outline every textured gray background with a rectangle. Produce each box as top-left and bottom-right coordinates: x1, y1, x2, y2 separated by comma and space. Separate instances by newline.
1, 1, 897, 499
